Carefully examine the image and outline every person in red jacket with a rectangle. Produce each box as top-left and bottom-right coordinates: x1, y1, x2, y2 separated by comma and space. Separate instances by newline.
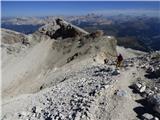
116, 54, 123, 68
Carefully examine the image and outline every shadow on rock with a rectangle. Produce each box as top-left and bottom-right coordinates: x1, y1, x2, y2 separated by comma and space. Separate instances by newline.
128, 85, 139, 94
145, 68, 160, 79
133, 99, 155, 119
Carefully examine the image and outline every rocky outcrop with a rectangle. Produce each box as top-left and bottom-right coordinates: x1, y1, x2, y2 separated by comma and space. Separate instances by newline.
1, 28, 31, 68
38, 18, 89, 39
1, 28, 29, 45
89, 30, 104, 39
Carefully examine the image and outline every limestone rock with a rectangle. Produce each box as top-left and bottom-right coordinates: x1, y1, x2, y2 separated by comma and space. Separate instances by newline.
140, 85, 146, 93
112, 69, 120, 76
148, 93, 160, 114
142, 113, 154, 120
115, 89, 128, 97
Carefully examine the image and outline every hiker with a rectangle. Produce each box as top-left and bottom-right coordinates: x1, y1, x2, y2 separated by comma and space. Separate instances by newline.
116, 53, 123, 68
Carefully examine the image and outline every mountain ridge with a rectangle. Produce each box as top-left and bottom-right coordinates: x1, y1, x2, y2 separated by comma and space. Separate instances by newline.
2, 18, 160, 120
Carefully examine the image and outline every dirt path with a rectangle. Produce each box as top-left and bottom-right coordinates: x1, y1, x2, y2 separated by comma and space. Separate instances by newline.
90, 65, 143, 120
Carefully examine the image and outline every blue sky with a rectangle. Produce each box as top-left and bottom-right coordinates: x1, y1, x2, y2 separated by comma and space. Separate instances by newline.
1, 1, 160, 17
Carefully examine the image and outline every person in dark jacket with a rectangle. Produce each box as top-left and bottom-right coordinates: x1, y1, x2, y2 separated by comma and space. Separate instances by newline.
116, 54, 123, 68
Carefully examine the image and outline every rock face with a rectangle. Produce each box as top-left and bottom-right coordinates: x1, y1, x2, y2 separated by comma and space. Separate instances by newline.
1, 28, 31, 69
1, 28, 29, 45
38, 18, 89, 39
38, 19, 59, 37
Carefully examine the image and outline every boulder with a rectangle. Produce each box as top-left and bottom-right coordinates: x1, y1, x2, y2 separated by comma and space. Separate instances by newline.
133, 82, 142, 90
140, 85, 146, 93
146, 66, 154, 73
112, 69, 120, 76
147, 93, 160, 114
145, 89, 154, 96
153, 117, 159, 120
141, 113, 154, 120
115, 89, 128, 97
145, 65, 160, 79
132, 82, 146, 93
90, 30, 104, 38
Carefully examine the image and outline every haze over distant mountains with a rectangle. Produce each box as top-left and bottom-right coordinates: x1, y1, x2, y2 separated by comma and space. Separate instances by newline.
1, 13, 160, 51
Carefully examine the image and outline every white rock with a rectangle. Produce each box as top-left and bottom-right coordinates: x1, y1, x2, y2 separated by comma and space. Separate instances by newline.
140, 85, 146, 93
145, 89, 154, 96
36, 106, 42, 113
142, 113, 154, 120
105, 85, 109, 89
75, 112, 81, 120
134, 83, 142, 90
112, 69, 120, 75
116, 90, 128, 97
154, 117, 159, 120
107, 36, 112, 39
21, 111, 29, 116
154, 87, 158, 91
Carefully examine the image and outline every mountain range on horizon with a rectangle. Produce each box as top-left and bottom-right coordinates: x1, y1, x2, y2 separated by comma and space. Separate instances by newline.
1, 14, 160, 51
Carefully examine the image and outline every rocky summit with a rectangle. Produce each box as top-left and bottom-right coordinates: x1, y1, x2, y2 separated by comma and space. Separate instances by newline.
1, 18, 160, 120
